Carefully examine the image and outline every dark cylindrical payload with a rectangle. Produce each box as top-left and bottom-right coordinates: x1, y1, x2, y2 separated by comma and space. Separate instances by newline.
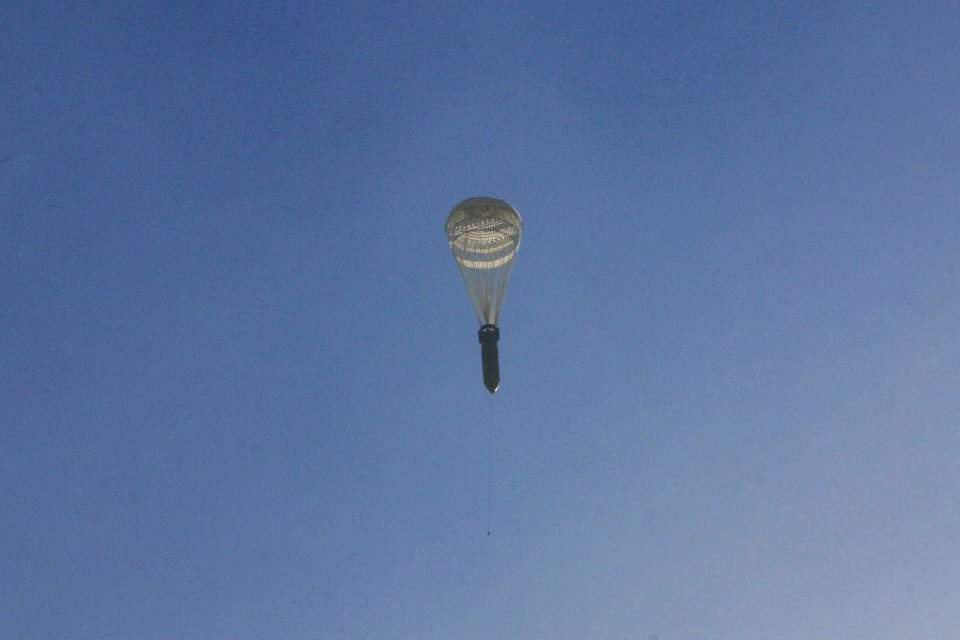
478, 324, 500, 393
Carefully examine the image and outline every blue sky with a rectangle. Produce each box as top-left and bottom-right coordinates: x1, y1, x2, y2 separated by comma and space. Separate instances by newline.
3, 2, 960, 638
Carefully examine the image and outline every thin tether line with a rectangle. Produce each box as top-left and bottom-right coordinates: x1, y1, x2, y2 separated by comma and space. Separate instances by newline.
486, 392, 494, 536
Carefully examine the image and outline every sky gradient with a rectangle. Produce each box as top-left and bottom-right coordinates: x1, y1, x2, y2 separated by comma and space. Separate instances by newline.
3, 2, 960, 638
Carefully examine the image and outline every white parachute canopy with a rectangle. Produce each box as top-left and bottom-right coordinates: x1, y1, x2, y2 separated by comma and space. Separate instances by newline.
445, 197, 523, 326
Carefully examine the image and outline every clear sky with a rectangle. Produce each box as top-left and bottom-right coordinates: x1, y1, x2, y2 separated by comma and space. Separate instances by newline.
3, 2, 960, 639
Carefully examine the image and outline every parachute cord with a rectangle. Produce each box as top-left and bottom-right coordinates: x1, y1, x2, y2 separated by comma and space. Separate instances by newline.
486, 393, 494, 536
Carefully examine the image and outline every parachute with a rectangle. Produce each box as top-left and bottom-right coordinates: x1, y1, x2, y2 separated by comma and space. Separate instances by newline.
445, 197, 523, 392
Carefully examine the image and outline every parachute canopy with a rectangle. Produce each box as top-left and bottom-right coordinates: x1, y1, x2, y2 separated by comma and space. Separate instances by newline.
445, 197, 523, 326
